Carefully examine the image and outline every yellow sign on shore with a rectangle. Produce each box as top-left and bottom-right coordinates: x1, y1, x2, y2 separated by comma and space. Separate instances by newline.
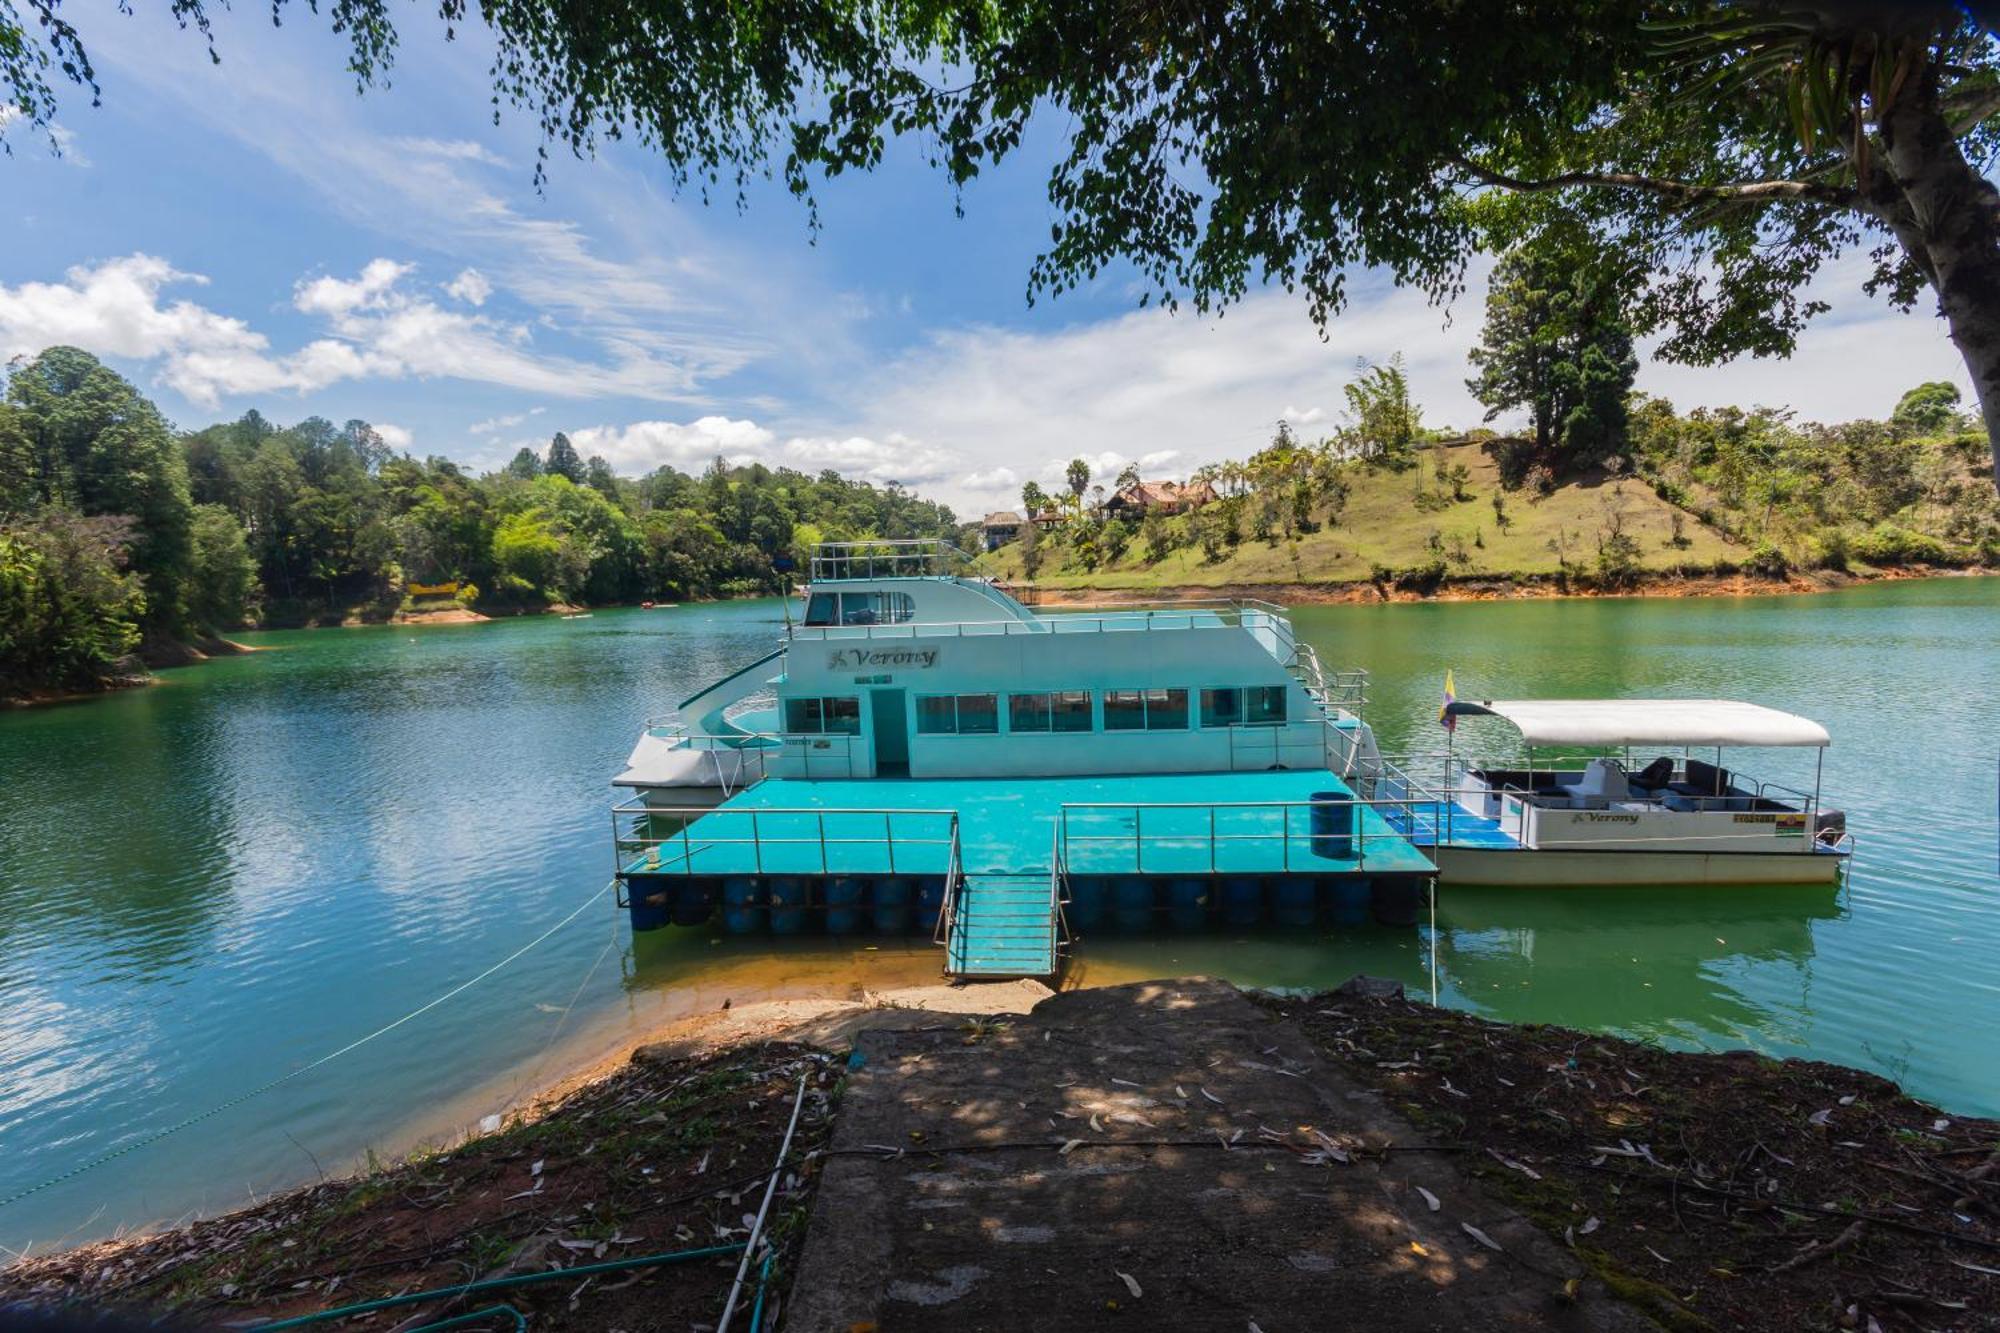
409, 581, 460, 597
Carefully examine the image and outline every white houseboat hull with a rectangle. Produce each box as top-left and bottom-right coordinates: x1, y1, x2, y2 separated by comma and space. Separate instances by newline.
1434, 844, 1846, 887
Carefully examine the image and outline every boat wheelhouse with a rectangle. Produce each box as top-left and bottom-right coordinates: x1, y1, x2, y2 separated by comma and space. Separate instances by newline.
1372, 697, 1853, 886
611, 540, 1434, 979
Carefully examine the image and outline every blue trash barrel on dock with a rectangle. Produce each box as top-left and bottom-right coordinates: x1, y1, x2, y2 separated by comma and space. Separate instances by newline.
626, 875, 672, 931
1167, 877, 1209, 930
1113, 876, 1154, 932
1309, 793, 1356, 860
722, 877, 765, 934
825, 876, 864, 934
1222, 876, 1265, 927
1066, 876, 1106, 930
1273, 877, 1316, 928
673, 877, 719, 927
915, 877, 946, 933
872, 877, 911, 933
769, 877, 808, 935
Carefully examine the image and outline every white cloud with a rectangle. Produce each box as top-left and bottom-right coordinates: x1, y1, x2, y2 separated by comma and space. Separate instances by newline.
374, 423, 413, 450
391, 137, 506, 167
295, 259, 412, 317
1282, 404, 1325, 425
963, 466, 1018, 489
563, 416, 958, 486
445, 268, 493, 306
469, 406, 544, 435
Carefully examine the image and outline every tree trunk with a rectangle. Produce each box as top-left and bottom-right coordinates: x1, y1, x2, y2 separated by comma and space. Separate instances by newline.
1877, 79, 2000, 492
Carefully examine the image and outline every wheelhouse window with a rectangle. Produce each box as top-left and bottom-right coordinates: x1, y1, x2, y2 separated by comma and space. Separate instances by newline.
1202, 685, 1287, 726
802, 591, 916, 627
784, 696, 861, 734
915, 693, 999, 734
1105, 687, 1188, 731
1009, 690, 1093, 733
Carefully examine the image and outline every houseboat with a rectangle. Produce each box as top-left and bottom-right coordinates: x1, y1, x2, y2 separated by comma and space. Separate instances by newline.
611, 540, 1436, 979
1371, 697, 1853, 886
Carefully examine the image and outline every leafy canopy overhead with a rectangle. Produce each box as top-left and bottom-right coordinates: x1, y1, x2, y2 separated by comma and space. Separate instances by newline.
8, 1, 2000, 480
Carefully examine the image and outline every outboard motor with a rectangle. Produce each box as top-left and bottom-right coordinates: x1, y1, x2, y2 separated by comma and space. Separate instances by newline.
1813, 810, 1847, 846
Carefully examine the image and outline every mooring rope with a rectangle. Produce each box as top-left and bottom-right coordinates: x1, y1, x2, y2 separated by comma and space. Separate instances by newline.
0, 878, 618, 1213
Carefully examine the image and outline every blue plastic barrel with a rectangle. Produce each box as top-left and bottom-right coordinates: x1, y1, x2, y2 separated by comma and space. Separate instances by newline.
824, 876, 865, 934
1222, 876, 1265, 927
1309, 793, 1356, 860
872, 877, 912, 933
722, 877, 764, 934
1371, 877, 1424, 927
1273, 877, 1316, 928
769, 877, 808, 935
914, 877, 946, 933
1113, 876, 1154, 932
672, 877, 719, 927
1327, 876, 1371, 927
1066, 876, 1106, 930
627, 875, 672, 932
1167, 878, 1209, 931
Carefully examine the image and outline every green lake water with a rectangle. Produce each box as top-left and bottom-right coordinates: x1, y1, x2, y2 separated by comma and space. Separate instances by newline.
2, 580, 1997, 1254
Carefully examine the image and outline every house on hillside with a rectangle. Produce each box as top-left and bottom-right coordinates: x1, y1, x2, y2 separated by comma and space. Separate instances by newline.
980, 511, 1025, 551
1030, 505, 1064, 531
1102, 479, 1217, 521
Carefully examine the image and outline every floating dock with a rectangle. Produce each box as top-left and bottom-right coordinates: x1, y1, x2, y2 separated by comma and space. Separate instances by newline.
615, 770, 1436, 981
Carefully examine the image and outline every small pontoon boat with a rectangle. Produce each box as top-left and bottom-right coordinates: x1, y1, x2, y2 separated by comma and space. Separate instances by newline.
1373, 698, 1853, 886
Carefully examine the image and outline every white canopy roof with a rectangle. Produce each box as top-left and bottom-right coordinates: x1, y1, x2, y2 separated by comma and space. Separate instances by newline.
1446, 698, 1830, 749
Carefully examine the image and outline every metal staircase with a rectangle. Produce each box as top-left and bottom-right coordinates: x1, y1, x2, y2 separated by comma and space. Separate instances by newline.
936, 826, 1067, 980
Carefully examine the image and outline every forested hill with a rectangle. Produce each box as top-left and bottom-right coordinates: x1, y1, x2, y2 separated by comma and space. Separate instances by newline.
0, 346, 957, 699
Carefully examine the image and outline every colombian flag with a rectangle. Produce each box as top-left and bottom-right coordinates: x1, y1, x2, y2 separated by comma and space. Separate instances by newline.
1439, 670, 1457, 733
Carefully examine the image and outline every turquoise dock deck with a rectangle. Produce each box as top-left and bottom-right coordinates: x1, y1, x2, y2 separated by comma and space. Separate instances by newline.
620, 771, 1437, 979
1381, 801, 1522, 851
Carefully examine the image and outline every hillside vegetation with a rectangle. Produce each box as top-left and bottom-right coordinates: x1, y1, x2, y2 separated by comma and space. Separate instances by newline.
982, 393, 2000, 597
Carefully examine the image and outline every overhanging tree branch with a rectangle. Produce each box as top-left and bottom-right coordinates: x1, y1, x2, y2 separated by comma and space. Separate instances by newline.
1448, 155, 1857, 208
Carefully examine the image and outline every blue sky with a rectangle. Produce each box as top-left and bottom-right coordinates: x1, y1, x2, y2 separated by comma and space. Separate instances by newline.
0, 7, 1975, 515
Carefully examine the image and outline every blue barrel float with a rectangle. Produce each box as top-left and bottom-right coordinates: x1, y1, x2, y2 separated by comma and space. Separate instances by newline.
872, 877, 912, 933
769, 877, 808, 935
673, 877, 719, 927
1222, 876, 1265, 928
1066, 876, 1106, 930
1372, 877, 1425, 927
627, 875, 672, 931
1324, 876, 1372, 927
914, 877, 946, 933
722, 876, 764, 935
1113, 876, 1154, 931
1309, 792, 1356, 861
1167, 877, 1209, 931
1273, 877, 1317, 928
824, 876, 865, 935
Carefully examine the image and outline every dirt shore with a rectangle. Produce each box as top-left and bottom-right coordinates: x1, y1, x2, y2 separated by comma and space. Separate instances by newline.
1026, 563, 1996, 607
4, 979, 1993, 1331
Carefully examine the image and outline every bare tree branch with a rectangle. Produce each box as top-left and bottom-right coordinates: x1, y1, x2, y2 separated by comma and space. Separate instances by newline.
1448, 155, 1857, 208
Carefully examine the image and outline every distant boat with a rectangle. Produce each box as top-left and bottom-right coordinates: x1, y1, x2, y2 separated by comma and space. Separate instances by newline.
562, 612, 593, 620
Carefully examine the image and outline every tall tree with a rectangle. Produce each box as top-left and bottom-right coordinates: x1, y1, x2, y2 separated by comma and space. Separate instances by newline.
505, 446, 543, 480
1467, 251, 1639, 466
1020, 480, 1049, 516
1065, 458, 1091, 502
544, 431, 585, 483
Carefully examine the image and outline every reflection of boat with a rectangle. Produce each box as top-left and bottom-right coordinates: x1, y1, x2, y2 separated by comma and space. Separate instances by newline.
1434, 881, 1841, 1037
1374, 699, 1853, 886
609, 540, 1435, 979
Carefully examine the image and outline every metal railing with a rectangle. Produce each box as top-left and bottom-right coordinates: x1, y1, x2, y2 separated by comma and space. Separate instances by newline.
786, 600, 1294, 641
1049, 822, 1072, 967
613, 801, 959, 877
933, 827, 964, 949
808, 539, 974, 582
634, 725, 858, 782
1055, 797, 1435, 876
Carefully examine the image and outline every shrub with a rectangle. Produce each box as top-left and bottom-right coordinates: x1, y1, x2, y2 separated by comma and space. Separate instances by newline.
1812, 530, 1850, 572
1851, 522, 1953, 567
1745, 541, 1790, 577
454, 582, 482, 608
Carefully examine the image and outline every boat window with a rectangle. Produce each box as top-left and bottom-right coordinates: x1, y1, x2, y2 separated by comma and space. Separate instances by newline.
1008, 690, 1093, 733
784, 696, 861, 735
1107, 688, 1187, 731
1247, 685, 1287, 724
1200, 688, 1242, 727
836, 591, 916, 625
916, 693, 998, 734
1103, 689, 1147, 731
804, 593, 838, 627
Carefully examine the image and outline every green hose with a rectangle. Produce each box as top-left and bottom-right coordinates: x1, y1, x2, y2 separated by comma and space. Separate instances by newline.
748, 1251, 775, 1331
407, 1305, 526, 1333
247, 1241, 747, 1331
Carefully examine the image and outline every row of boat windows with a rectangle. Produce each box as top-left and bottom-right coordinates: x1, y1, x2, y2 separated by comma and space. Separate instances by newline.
802, 591, 917, 627
781, 686, 1287, 736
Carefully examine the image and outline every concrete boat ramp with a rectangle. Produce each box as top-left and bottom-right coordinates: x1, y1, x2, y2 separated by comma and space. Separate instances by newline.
788, 979, 1648, 1331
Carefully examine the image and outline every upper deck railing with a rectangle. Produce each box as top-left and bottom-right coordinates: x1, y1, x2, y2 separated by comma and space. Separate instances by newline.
809, 539, 975, 582
787, 598, 1291, 640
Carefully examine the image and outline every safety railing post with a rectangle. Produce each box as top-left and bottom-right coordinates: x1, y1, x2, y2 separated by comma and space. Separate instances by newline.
750, 812, 763, 874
